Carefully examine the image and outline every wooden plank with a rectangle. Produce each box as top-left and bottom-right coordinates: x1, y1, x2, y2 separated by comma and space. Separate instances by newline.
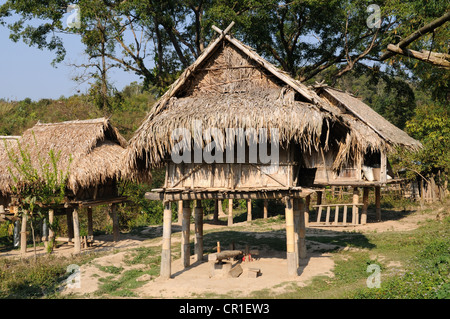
343, 205, 348, 225
325, 206, 331, 225
334, 206, 339, 225
312, 203, 363, 207
316, 206, 323, 223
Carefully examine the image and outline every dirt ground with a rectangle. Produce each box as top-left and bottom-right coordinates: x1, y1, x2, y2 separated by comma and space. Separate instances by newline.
1, 206, 436, 298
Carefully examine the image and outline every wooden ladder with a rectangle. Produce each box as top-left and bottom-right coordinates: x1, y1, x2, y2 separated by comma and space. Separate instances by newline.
308, 203, 364, 227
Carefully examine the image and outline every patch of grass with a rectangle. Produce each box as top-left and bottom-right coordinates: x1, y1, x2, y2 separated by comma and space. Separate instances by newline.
0, 253, 95, 299
353, 216, 450, 299
124, 246, 161, 266
96, 269, 154, 297
97, 265, 124, 275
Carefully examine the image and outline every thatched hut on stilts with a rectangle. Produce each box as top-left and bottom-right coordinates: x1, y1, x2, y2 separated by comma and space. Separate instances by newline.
122, 23, 421, 278
0, 118, 128, 255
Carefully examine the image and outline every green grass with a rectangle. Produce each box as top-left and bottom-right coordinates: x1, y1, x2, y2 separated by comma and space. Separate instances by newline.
0, 253, 95, 299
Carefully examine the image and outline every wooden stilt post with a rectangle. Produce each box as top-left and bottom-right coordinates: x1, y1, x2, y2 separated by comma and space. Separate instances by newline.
110, 204, 119, 242
228, 199, 233, 226
298, 198, 307, 264
316, 191, 323, 206
213, 199, 219, 223
194, 200, 203, 262
48, 209, 54, 249
352, 187, 360, 225
247, 199, 252, 222
304, 195, 310, 226
177, 200, 183, 225
72, 208, 81, 254
218, 199, 225, 217
20, 211, 28, 255
182, 200, 191, 268
87, 207, 94, 241
293, 199, 300, 264
161, 201, 172, 280
285, 197, 297, 276
375, 186, 381, 221
66, 209, 74, 241
263, 199, 268, 219
361, 188, 369, 225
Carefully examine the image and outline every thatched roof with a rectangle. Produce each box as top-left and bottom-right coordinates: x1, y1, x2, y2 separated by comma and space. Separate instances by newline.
316, 86, 423, 151
123, 32, 421, 181
0, 118, 127, 195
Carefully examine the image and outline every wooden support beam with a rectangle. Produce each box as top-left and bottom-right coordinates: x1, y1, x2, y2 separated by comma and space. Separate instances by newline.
20, 212, 28, 255
72, 208, 81, 254
247, 199, 252, 222
213, 199, 219, 223
375, 186, 381, 221
293, 199, 300, 265
285, 197, 297, 276
194, 200, 203, 262
334, 205, 340, 225
304, 195, 310, 226
160, 201, 172, 279
263, 199, 268, 219
66, 209, 74, 241
48, 209, 54, 244
352, 187, 360, 225
299, 198, 307, 263
218, 199, 225, 217
380, 150, 387, 183
343, 205, 348, 226
182, 200, 191, 268
325, 206, 331, 225
110, 204, 119, 242
316, 191, 323, 206
87, 207, 94, 241
361, 188, 369, 225
177, 200, 183, 225
228, 199, 233, 226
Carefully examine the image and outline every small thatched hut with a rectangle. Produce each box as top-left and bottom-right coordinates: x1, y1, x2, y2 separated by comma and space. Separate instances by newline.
0, 118, 128, 254
122, 25, 421, 277
0, 136, 20, 210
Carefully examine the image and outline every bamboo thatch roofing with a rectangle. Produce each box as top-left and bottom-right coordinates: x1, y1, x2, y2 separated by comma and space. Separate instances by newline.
122, 32, 422, 181
316, 86, 423, 150
0, 118, 127, 195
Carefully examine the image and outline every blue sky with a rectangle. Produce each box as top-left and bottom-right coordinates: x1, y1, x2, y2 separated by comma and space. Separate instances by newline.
0, 4, 141, 101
